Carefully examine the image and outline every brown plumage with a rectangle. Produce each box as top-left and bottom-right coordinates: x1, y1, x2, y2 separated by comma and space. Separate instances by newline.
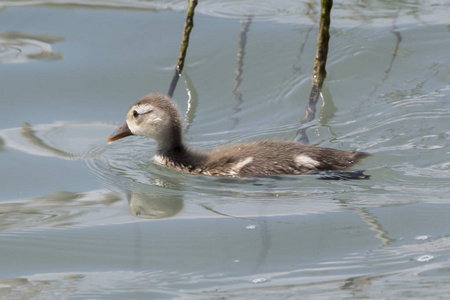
108, 93, 369, 177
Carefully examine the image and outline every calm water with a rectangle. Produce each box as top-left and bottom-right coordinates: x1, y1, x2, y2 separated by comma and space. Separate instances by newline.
1, 0, 450, 299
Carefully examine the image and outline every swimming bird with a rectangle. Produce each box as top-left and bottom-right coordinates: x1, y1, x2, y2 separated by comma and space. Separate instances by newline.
108, 93, 369, 177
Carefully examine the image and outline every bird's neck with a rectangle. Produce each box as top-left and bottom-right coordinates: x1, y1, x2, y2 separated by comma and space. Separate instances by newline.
156, 140, 207, 170
155, 123, 208, 169
156, 141, 186, 157
155, 123, 184, 154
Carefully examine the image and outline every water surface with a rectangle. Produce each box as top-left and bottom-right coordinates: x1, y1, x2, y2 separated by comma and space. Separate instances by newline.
1, 0, 449, 299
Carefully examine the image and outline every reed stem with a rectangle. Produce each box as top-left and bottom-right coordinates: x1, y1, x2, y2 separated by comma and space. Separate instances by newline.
168, 0, 198, 98
299, 0, 332, 125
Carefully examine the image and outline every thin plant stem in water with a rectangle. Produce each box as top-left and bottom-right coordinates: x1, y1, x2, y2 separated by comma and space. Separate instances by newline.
167, 0, 198, 98
296, 0, 333, 143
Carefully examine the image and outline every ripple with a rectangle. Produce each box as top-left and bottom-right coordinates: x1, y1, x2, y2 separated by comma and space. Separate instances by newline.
88, 134, 357, 220
0, 121, 114, 159
0, 122, 134, 230
2, 0, 447, 26
337, 88, 450, 175
81, 123, 376, 221
0, 190, 124, 231
252, 277, 268, 284
198, 0, 307, 23
0, 31, 64, 64
0, 0, 186, 11
0, 118, 400, 223
416, 255, 434, 262
2, 229, 450, 299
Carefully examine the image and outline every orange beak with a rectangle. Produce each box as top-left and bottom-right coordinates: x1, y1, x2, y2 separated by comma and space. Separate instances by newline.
108, 121, 133, 142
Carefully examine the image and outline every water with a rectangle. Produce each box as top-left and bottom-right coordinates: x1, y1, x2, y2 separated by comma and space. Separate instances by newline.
1, 0, 450, 299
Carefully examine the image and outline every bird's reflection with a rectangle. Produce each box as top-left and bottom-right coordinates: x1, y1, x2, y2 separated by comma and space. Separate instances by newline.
127, 190, 183, 219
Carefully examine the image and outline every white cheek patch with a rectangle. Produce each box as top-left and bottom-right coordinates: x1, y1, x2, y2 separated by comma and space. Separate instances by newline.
127, 121, 140, 135
295, 154, 320, 169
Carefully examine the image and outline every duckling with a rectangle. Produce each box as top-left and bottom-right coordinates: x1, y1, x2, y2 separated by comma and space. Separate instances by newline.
108, 93, 369, 177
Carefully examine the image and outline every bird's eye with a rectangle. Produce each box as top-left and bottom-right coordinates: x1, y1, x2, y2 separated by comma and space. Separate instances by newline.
133, 110, 139, 118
